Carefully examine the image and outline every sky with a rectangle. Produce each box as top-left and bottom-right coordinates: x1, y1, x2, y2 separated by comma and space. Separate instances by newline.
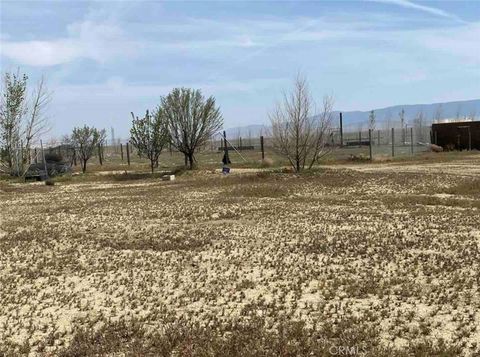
1, 0, 479, 139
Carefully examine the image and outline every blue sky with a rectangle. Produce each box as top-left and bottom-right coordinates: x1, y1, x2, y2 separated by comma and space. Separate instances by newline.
1, 0, 479, 139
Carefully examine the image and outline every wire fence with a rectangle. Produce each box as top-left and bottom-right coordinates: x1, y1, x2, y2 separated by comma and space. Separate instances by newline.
2, 124, 438, 177
340, 126, 432, 159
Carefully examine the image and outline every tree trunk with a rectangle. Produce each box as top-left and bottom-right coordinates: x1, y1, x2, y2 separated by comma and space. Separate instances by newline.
150, 160, 155, 174
82, 159, 87, 173
188, 153, 194, 170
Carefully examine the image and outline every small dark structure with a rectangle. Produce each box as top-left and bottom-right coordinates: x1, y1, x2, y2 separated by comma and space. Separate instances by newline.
48, 144, 76, 165
431, 121, 480, 151
345, 140, 371, 147
25, 153, 72, 181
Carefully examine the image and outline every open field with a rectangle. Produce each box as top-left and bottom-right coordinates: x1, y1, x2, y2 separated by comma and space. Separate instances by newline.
1, 153, 479, 356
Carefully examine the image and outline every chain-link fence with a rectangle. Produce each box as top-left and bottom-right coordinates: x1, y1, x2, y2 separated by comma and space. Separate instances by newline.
1, 124, 439, 177
338, 126, 432, 160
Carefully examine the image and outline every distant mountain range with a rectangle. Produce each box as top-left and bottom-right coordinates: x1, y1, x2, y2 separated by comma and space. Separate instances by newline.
224, 99, 480, 137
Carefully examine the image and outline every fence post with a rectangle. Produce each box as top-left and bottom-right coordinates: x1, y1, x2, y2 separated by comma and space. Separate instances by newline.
260, 135, 265, 160
239, 137, 242, 151
120, 143, 124, 161
126, 142, 130, 166
377, 130, 380, 145
359, 131, 361, 147
410, 128, 414, 155
223, 131, 229, 164
98, 144, 103, 165
391, 128, 395, 157
339, 112, 343, 147
369, 129, 372, 161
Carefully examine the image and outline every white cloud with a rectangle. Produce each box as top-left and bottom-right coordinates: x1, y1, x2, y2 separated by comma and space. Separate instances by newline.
1, 40, 80, 66
1, 20, 137, 66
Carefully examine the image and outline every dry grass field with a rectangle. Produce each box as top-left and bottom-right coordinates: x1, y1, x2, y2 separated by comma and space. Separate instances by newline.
1, 153, 479, 356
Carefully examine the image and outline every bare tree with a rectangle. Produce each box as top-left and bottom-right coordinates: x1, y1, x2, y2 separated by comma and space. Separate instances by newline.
130, 109, 169, 173
309, 95, 334, 168
468, 110, 476, 121
413, 110, 426, 143
24, 76, 51, 161
0, 71, 51, 175
71, 125, 106, 173
433, 104, 443, 123
161, 88, 223, 169
455, 104, 462, 120
383, 111, 393, 144
269, 75, 333, 172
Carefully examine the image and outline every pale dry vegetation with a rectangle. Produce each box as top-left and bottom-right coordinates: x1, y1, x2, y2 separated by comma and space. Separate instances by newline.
0, 154, 479, 356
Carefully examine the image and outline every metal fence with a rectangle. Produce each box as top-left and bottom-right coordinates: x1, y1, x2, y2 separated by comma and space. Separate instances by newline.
340, 126, 432, 160
1, 124, 438, 177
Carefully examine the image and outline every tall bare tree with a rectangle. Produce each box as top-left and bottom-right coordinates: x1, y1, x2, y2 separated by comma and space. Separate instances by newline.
24, 76, 51, 161
0, 71, 51, 175
413, 110, 426, 143
270, 75, 333, 172
130, 109, 169, 173
161, 88, 223, 169
71, 126, 106, 173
